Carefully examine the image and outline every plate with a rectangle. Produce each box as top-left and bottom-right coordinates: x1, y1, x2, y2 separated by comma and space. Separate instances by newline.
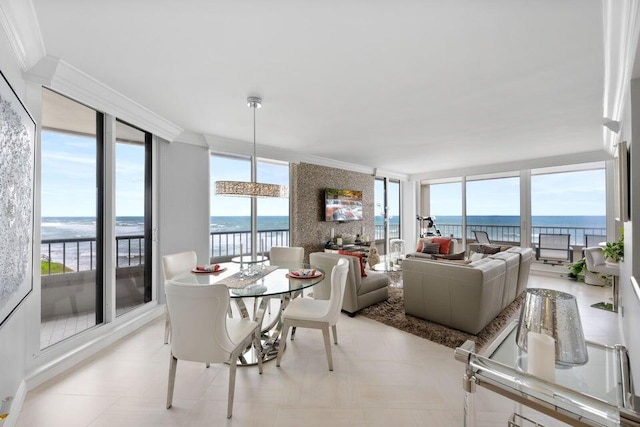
191, 267, 227, 274
286, 271, 323, 279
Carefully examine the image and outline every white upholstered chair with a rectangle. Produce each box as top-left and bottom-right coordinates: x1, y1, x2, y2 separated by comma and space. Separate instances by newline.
269, 246, 305, 304
276, 257, 349, 371
584, 246, 620, 311
162, 251, 197, 344
269, 246, 304, 268
165, 282, 263, 419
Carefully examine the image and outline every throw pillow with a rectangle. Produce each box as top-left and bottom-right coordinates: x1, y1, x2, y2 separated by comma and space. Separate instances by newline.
476, 244, 501, 255
415, 237, 433, 252
434, 259, 472, 265
432, 237, 452, 254
338, 250, 367, 277
432, 251, 465, 261
469, 252, 486, 261
421, 242, 441, 254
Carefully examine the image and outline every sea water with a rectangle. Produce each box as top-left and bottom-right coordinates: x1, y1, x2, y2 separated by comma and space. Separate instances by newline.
42, 215, 603, 271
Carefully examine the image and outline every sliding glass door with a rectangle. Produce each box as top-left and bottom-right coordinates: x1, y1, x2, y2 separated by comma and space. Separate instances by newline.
114, 120, 152, 316
40, 88, 103, 348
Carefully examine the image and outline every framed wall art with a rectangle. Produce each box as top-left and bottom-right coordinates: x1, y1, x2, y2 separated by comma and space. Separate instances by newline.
0, 69, 36, 327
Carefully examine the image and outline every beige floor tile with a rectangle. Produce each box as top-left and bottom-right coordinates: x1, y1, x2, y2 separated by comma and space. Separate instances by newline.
16, 273, 618, 426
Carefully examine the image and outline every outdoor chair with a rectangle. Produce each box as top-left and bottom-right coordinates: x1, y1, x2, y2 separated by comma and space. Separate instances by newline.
535, 233, 573, 264
473, 230, 491, 244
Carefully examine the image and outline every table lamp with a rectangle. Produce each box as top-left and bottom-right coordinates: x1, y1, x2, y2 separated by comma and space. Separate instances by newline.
516, 288, 588, 367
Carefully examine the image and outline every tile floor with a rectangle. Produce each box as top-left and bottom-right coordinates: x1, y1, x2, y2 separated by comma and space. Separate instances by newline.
17, 274, 620, 426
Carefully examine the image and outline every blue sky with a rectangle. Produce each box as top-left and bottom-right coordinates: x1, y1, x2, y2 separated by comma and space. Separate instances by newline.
42, 130, 606, 218
429, 169, 606, 216
41, 131, 145, 217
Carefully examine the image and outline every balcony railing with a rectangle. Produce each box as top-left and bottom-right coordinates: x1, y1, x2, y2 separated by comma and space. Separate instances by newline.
210, 229, 289, 259
42, 223, 606, 275
41, 235, 145, 275
436, 223, 606, 246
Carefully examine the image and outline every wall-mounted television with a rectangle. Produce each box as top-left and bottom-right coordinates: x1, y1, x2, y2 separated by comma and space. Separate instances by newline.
324, 188, 363, 222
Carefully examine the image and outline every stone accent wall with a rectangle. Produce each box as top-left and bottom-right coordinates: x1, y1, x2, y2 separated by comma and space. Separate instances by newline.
291, 163, 375, 261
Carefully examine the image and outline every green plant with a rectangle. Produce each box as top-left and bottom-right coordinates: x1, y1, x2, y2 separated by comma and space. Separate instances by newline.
602, 229, 624, 263
567, 258, 586, 279
41, 260, 72, 274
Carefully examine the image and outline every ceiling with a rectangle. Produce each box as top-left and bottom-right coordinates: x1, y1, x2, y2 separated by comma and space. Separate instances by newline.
32, 0, 606, 176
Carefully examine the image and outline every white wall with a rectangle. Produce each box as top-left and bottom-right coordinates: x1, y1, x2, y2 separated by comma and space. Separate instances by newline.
0, 29, 32, 417
157, 139, 210, 279
621, 78, 640, 387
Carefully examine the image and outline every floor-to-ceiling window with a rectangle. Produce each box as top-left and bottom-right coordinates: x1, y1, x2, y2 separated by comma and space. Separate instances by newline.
428, 180, 462, 238
374, 177, 401, 253
531, 164, 606, 247
257, 159, 290, 251
40, 88, 103, 348
114, 120, 152, 316
466, 174, 520, 243
210, 153, 289, 260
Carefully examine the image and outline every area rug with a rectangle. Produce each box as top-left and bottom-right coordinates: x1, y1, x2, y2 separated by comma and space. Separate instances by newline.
360, 287, 523, 350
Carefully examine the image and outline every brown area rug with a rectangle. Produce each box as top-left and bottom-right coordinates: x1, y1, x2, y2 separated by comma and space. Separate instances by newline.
360, 287, 523, 350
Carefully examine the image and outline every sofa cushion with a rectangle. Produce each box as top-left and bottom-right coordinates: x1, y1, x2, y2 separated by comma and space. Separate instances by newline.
476, 244, 501, 255
432, 251, 465, 260
359, 271, 389, 295
433, 258, 472, 265
421, 242, 441, 254
469, 252, 486, 261
432, 237, 452, 254
338, 250, 367, 277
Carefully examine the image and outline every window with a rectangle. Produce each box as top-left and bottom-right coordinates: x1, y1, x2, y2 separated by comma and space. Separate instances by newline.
210, 154, 289, 260
466, 175, 520, 243
428, 181, 462, 238
115, 120, 152, 316
40, 88, 103, 348
374, 178, 401, 253
531, 165, 606, 246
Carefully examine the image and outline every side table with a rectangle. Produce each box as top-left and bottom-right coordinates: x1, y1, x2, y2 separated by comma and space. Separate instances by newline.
454, 320, 637, 426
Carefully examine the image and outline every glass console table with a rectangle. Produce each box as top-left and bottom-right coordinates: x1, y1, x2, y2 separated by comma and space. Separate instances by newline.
454, 321, 639, 426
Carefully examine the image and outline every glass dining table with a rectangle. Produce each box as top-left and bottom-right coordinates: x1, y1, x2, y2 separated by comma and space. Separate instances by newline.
169, 262, 325, 365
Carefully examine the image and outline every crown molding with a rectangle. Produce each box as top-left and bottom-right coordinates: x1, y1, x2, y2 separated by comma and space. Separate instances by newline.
409, 150, 612, 182
0, 0, 45, 71
24, 56, 183, 141
194, 133, 408, 180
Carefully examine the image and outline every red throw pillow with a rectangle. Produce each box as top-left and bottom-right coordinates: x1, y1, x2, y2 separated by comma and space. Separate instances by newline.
432, 237, 452, 254
338, 250, 367, 277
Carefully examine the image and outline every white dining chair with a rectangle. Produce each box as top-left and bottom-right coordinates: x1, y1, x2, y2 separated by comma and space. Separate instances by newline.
269, 246, 305, 308
162, 251, 197, 344
276, 257, 349, 371
165, 282, 263, 419
269, 246, 304, 268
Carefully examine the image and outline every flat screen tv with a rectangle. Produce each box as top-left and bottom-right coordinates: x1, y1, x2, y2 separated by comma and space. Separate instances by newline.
324, 188, 363, 222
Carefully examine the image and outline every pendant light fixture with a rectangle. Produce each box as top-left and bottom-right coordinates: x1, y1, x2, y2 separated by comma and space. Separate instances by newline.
214, 96, 288, 198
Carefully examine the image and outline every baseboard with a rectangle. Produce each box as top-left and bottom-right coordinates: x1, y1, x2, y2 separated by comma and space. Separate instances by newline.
1, 380, 27, 427
25, 305, 165, 391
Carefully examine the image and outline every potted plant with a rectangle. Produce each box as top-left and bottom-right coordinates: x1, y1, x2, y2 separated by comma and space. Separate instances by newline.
567, 258, 586, 280
602, 229, 624, 263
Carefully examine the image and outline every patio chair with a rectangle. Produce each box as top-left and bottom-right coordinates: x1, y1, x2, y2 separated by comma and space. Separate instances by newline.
473, 230, 491, 244
535, 234, 573, 264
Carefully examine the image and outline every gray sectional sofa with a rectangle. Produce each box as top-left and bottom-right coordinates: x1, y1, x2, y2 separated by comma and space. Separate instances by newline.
402, 247, 533, 334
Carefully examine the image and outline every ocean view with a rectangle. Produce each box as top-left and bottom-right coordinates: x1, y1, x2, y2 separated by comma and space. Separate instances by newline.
43, 215, 605, 240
